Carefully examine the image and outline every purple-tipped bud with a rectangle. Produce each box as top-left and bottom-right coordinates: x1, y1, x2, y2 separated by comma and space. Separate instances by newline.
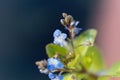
70, 21, 79, 27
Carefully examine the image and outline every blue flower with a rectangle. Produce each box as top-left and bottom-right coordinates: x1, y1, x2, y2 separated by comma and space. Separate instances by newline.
47, 58, 64, 71
53, 75, 63, 80
47, 64, 56, 71
74, 27, 82, 34
70, 21, 82, 34
53, 29, 67, 47
48, 73, 63, 80
48, 73, 57, 79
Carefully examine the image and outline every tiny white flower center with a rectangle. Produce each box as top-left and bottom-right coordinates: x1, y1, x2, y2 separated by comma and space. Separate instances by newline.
52, 59, 59, 66
49, 58, 59, 66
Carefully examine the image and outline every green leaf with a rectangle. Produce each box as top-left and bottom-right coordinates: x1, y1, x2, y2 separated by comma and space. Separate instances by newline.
64, 73, 99, 80
67, 29, 105, 73
46, 43, 69, 57
67, 29, 99, 70
98, 76, 109, 80
74, 29, 97, 48
67, 46, 92, 70
107, 61, 120, 77
68, 29, 97, 68
63, 73, 86, 80
89, 46, 105, 73
67, 46, 105, 73
80, 46, 95, 70
63, 74, 74, 80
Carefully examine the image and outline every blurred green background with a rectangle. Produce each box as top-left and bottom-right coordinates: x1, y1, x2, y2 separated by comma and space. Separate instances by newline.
0, 0, 100, 80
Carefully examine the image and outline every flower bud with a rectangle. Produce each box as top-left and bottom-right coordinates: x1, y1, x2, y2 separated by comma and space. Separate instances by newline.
62, 13, 68, 18
60, 19, 66, 26
65, 15, 73, 25
35, 60, 47, 69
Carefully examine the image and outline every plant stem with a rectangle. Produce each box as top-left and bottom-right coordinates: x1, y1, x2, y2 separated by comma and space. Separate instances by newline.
57, 68, 98, 79
69, 27, 74, 50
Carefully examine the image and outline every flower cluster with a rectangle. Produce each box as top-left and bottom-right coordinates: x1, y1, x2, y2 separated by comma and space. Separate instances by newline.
36, 13, 83, 80
53, 29, 67, 47
60, 13, 82, 36
36, 57, 64, 80
35, 12, 119, 80
47, 58, 64, 71
53, 13, 82, 47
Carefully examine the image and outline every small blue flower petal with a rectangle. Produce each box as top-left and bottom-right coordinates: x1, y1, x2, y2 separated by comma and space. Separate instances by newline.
48, 58, 59, 65
49, 73, 64, 80
57, 75, 64, 80
74, 27, 82, 34
70, 21, 79, 27
61, 33, 67, 40
56, 61, 64, 69
53, 29, 61, 37
48, 73, 56, 79
52, 75, 64, 80
53, 38, 61, 45
47, 65, 56, 71
47, 58, 64, 71
53, 29, 67, 47
75, 21, 79, 27
53, 39, 64, 47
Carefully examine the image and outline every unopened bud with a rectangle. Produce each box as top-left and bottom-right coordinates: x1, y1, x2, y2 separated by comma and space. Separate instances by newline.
62, 13, 68, 18
35, 60, 47, 69
60, 19, 66, 26
65, 15, 73, 25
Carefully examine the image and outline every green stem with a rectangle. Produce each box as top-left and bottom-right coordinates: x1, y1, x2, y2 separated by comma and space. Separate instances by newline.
57, 68, 98, 79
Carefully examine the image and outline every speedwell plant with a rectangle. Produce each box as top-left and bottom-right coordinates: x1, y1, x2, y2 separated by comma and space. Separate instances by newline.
35, 13, 120, 80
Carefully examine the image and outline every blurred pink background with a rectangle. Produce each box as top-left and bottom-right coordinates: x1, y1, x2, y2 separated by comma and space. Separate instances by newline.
90, 0, 120, 80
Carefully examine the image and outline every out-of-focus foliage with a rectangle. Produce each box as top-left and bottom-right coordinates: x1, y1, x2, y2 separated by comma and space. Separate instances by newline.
107, 61, 120, 77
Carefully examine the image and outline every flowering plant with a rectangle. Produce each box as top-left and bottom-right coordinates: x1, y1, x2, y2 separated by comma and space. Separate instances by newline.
35, 13, 120, 80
